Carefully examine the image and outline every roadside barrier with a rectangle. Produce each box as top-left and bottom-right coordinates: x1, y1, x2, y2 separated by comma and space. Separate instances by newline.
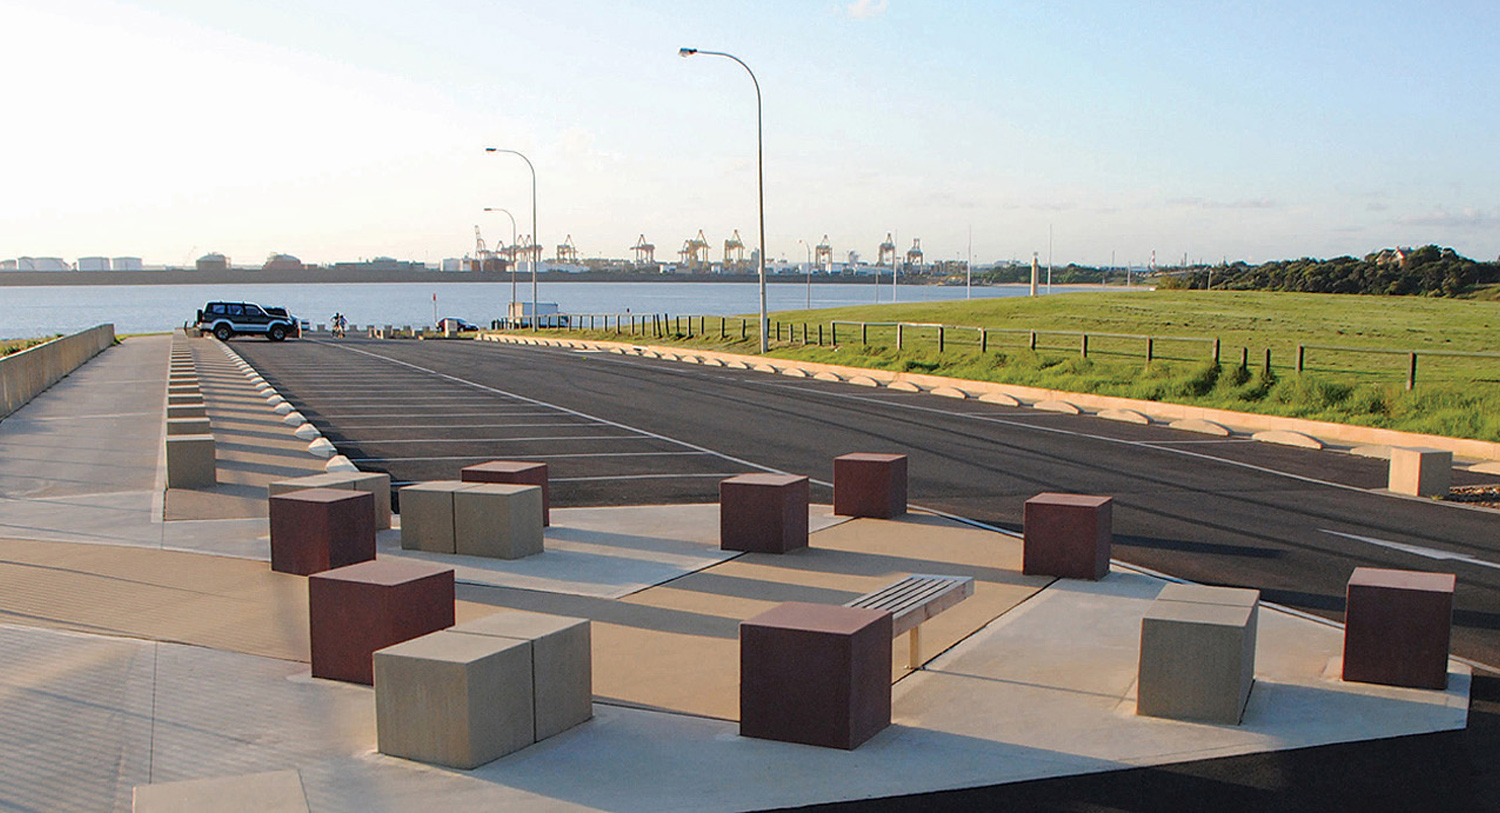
0, 324, 114, 419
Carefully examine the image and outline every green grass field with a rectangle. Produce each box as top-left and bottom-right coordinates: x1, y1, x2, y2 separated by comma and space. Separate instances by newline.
541, 290, 1500, 442
0, 337, 53, 357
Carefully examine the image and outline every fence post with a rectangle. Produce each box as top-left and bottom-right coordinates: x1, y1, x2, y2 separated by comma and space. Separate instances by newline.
1029, 331, 1037, 351
720, 317, 725, 339
1080, 334, 1088, 358
1213, 338, 1221, 363
741, 319, 747, 340
862, 323, 868, 346
1240, 346, 1248, 370
1407, 352, 1417, 390
980, 328, 988, 353
1146, 338, 1154, 363
1296, 345, 1305, 373
831, 322, 837, 345
938, 326, 945, 353
897, 323, 903, 351
819, 324, 824, 346
1264, 348, 1272, 377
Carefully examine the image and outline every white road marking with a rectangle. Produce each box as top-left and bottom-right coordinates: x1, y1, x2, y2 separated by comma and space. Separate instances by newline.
1320, 529, 1500, 570
348, 435, 649, 444
552, 473, 747, 483
351, 451, 711, 463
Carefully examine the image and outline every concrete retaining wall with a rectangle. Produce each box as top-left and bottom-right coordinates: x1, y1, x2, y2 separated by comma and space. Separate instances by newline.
482, 332, 1500, 463
0, 325, 115, 419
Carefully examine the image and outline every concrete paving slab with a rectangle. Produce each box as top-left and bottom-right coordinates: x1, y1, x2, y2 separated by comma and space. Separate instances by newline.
377, 504, 849, 599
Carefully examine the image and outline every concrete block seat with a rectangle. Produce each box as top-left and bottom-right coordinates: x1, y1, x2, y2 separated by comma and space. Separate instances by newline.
165, 434, 215, 489
399, 481, 544, 559
374, 631, 533, 769
462, 460, 551, 525
833, 453, 908, 519
1343, 567, 1456, 690
720, 473, 810, 554
310, 559, 456, 685
269, 471, 393, 530
269, 487, 375, 575
167, 403, 207, 419
1023, 493, 1113, 580
1137, 583, 1260, 725
452, 612, 593, 740
1388, 447, 1453, 497
740, 601, 893, 750
166, 417, 211, 436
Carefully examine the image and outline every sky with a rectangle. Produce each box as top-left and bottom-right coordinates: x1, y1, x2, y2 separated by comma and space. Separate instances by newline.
4, 0, 1499, 268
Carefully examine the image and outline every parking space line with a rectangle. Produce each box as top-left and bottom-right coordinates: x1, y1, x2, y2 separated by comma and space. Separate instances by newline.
551, 473, 748, 483
343, 435, 650, 444
350, 451, 712, 463
330, 422, 604, 430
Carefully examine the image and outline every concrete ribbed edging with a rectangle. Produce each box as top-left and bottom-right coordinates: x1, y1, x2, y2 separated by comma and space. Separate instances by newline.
0, 324, 115, 419
476, 332, 1500, 462
219, 344, 340, 462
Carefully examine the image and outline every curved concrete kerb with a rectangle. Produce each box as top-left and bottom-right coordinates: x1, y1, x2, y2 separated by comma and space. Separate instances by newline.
887, 380, 921, 392
1252, 430, 1324, 450
325, 455, 359, 473
931, 386, 968, 400
274, 402, 295, 415
1169, 418, 1231, 437
813, 371, 842, 382
266, 394, 286, 406
307, 437, 337, 458
293, 423, 321, 440
847, 376, 880, 387
1099, 408, 1151, 425
282, 411, 305, 426
978, 392, 1021, 407
781, 367, 808, 378
1034, 399, 1081, 415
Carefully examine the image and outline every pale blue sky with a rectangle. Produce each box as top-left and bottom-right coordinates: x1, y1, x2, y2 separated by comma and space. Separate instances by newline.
4, 0, 1498, 267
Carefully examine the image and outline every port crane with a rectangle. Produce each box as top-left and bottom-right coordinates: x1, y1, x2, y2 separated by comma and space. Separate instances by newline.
631, 235, 656, 264
722, 230, 746, 269
557, 235, 579, 264
906, 238, 923, 270
679, 229, 711, 269
814, 235, 834, 272
877, 233, 896, 267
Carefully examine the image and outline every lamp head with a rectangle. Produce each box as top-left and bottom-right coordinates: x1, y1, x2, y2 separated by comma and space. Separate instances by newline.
485, 147, 497, 152
678, 48, 697, 57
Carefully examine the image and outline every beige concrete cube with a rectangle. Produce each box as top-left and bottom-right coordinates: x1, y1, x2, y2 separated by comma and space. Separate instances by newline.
399, 481, 465, 553
452, 612, 592, 740
133, 769, 308, 812
166, 403, 207, 419
374, 631, 535, 769
165, 434, 215, 489
167, 384, 199, 397
454, 483, 544, 560
167, 393, 205, 407
1388, 447, 1452, 497
166, 417, 211, 436
269, 471, 393, 530
1138, 596, 1257, 725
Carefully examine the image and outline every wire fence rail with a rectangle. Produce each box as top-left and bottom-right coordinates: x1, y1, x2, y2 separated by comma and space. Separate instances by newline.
507, 314, 1500, 389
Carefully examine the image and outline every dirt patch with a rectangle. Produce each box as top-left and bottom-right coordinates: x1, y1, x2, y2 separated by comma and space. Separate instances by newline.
1446, 484, 1500, 509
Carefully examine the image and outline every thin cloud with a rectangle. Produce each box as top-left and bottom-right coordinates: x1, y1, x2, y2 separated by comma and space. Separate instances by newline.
845, 0, 888, 20
1397, 208, 1500, 229
1166, 197, 1279, 210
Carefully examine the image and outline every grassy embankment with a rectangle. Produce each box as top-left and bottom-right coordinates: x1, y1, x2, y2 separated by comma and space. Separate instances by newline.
541, 290, 1500, 442
1, 337, 54, 357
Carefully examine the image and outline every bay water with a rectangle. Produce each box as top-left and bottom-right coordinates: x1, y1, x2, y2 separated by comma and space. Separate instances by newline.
0, 280, 1108, 339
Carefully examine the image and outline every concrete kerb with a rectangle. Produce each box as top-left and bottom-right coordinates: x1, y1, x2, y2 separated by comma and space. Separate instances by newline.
478, 332, 1500, 465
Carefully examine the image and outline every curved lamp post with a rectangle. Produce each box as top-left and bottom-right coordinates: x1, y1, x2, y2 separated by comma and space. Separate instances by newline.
680, 47, 767, 353
482, 206, 518, 324
485, 147, 539, 330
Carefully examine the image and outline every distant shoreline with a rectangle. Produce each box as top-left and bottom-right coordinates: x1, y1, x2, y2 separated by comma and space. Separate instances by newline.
0, 269, 998, 288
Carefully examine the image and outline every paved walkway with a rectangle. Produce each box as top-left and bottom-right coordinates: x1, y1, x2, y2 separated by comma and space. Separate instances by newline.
0, 334, 1474, 812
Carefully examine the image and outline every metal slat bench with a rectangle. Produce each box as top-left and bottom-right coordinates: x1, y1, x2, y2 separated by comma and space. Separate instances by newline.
845, 574, 975, 669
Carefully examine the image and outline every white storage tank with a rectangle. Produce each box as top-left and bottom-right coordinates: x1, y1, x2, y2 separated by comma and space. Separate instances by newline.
77, 257, 111, 271
112, 257, 144, 271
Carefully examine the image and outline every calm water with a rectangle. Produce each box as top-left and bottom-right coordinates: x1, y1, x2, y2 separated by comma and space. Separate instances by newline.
0, 279, 1109, 339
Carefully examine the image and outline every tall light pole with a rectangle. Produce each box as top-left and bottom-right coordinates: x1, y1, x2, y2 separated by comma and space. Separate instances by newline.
680, 47, 767, 353
482, 206, 518, 325
797, 239, 812, 309
485, 147, 538, 330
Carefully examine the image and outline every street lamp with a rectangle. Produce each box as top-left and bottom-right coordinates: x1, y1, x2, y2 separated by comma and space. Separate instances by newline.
797, 239, 812, 309
482, 206, 518, 325
679, 47, 768, 353
484, 147, 538, 330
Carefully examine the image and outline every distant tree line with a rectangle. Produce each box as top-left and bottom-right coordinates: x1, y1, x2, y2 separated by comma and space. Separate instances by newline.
1156, 246, 1500, 297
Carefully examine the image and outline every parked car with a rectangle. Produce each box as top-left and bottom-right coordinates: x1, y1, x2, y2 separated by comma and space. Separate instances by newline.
436, 317, 480, 333
195, 301, 301, 341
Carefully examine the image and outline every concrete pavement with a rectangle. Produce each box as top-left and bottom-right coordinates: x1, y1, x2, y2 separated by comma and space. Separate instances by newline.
0, 334, 1475, 811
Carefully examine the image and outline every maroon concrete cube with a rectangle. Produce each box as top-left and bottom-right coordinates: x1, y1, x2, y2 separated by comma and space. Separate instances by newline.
269, 487, 375, 576
1023, 493, 1113, 580
462, 460, 550, 525
833, 453, 908, 519
1343, 567, 1456, 690
720, 473, 810, 554
309, 560, 456, 685
740, 602, 893, 749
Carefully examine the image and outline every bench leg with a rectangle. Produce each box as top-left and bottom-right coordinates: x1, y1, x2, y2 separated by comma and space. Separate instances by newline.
908, 627, 921, 670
